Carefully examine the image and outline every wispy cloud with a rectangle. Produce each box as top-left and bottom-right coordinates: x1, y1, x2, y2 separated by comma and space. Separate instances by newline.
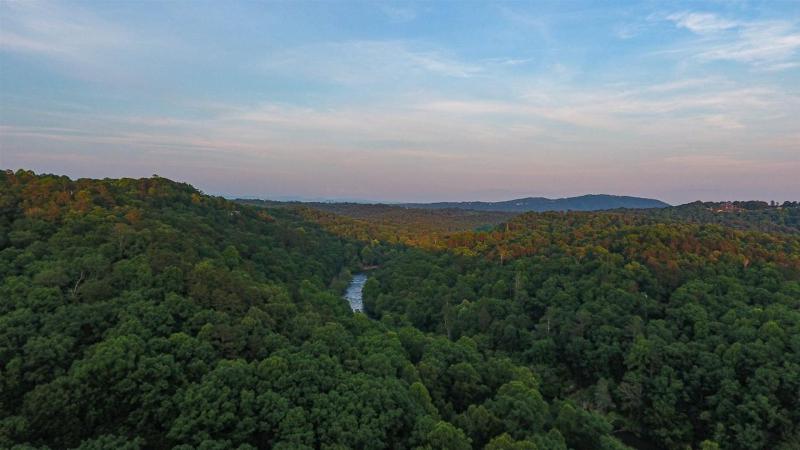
482, 57, 535, 67
614, 22, 645, 40
0, 1, 132, 75
666, 12, 737, 34
381, 5, 417, 23
664, 11, 800, 70
698, 21, 800, 66
660, 154, 798, 172
2, 1, 799, 202
262, 40, 482, 84
0, 1, 129, 55
6, 73, 791, 162
417, 82, 787, 134
0, 0, 184, 85
643, 78, 720, 93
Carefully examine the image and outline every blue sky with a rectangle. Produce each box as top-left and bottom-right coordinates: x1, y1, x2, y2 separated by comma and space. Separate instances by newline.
1, 0, 799, 203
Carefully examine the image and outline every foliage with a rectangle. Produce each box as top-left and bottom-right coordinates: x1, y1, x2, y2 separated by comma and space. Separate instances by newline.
633, 201, 800, 235
361, 210, 800, 449
2, 171, 627, 449
5, 170, 796, 449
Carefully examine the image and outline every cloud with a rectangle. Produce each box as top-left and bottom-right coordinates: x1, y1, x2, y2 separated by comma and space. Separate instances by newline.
698, 21, 800, 66
497, 5, 553, 43
6, 71, 793, 166
666, 12, 736, 34
0, 1, 131, 67
664, 12, 800, 70
0, 0, 186, 85
4, 78, 797, 203
761, 61, 800, 71
262, 40, 482, 85
614, 22, 645, 40
702, 114, 744, 130
482, 57, 535, 67
643, 78, 720, 93
2, 2, 798, 202
417, 82, 787, 134
381, 5, 417, 23
660, 154, 798, 172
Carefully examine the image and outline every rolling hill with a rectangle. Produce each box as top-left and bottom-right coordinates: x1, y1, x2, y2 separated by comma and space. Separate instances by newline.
403, 194, 669, 212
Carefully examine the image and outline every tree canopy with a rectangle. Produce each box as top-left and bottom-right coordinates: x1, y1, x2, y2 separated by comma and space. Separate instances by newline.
2, 170, 798, 449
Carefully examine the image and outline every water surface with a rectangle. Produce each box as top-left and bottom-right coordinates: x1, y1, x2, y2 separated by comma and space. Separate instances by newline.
344, 273, 368, 312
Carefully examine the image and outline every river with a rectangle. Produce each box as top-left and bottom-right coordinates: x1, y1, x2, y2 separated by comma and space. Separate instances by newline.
343, 273, 368, 312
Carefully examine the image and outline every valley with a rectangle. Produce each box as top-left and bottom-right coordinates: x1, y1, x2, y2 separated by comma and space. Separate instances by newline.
2, 170, 798, 449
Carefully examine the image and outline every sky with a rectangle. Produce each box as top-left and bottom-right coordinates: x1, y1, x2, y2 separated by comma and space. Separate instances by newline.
1, 0, 799, 204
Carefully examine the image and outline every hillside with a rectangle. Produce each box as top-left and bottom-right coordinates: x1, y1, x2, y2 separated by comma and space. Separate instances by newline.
2, 171, 634, 449
3, 171, 798, 450
361, 211, 800, 449
632, 201, 800, 235
403, 194, 669, 212
245, 193, 800, 448
236, 200, 516, 254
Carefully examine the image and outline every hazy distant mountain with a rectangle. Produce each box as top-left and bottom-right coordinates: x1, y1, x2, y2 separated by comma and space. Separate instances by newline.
403, 194, 669, 212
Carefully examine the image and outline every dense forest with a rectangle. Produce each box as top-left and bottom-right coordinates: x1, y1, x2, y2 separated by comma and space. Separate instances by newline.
235, 200, 513, 244
632, 201, 800, 235
2, 171, 798, 449
360, 213, 800, 449
2, 171, 628, 449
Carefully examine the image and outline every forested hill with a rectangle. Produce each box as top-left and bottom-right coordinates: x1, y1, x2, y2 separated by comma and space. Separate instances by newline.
361, 211, 800, 449
3, 170, 798, 449
403, 194, 669, 212
236, 199, 514, 233
2, 170, 635, 449
236, 200, 516, 252
631, 200, 800, 234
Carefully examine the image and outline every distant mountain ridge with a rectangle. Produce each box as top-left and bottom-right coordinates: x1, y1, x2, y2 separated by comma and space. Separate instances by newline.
403, 194, 670, 212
